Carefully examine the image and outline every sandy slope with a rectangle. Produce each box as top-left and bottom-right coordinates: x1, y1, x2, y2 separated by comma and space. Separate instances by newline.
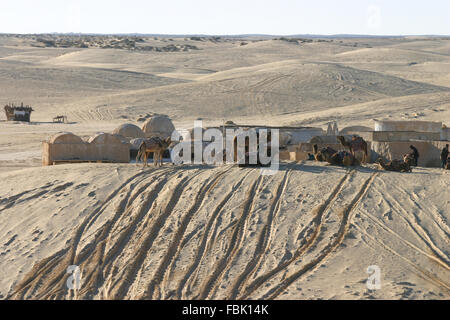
0, 163, 448, 300
0, 36, 449, 300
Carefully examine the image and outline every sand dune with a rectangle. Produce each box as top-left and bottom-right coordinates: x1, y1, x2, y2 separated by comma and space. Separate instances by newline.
0, 163, 448, 300
0, 35, 449, 300
25, 60, 446, 124
334, 47, 449, 63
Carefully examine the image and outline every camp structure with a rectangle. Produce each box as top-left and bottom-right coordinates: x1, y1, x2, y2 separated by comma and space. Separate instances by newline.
142, 115, 175, 139
369, 119, 449, 167
177, 123, 324, 163
42, 132, 130, 166
4, 103, 33, 122
53, 115, 68, 123
292, 135, 356, 162
113, 123, 145, 139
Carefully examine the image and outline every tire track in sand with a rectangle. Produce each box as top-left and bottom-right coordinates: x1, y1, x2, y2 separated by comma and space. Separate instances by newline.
196, 173, 263, 300
74, 168, 177, 299
145, 166, 234, 299
107, 169, 204, 299
239, 169, 355, 300
264, 172, 378, 300
358, 207, 450, 271
227, 170, 291, 299
175, 169, 255, 299
354, 223, 450, 293
8, 168, 167, 299
374, 180, 450, 267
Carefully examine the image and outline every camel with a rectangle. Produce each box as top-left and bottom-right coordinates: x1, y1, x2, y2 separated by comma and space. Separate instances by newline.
312, 144, 338, 163
313, 144, 358, 166
403, 153, 415, 167
337, 135, 368, 163
136, 137, 171, 168
375, 157, 412, 172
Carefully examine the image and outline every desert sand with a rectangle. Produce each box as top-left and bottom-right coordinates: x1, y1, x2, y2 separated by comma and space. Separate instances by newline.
0, 35, 448, 300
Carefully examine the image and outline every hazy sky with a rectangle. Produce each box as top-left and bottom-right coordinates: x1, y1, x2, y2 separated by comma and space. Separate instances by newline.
0, 0, 449, 35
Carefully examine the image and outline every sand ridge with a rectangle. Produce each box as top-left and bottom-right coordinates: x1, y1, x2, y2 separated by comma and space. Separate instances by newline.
0, 163, 448, 300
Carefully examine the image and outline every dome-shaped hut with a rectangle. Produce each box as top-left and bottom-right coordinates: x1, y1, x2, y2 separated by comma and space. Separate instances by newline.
48, 132, 84, 144
113, 123, 145, 139
88, 132, 123, 145
142, 116, 175, 139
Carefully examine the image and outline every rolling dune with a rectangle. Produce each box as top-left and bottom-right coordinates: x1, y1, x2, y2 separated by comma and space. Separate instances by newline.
0, 35, 449, 300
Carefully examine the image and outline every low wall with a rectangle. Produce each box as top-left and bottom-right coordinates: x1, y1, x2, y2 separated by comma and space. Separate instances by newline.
42, 132, 130, 166
279, 150, 311, 161
370, 131, 441, 142
370, 140, 448, 167
441, 128, 450, 141
281, 128, 324, 145
374, 120, 442, 133
199, 126, 324, 147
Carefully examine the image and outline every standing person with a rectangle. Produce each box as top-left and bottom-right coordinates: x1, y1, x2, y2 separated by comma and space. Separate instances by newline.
441, 144, 449, 169
409, 145, 419, 166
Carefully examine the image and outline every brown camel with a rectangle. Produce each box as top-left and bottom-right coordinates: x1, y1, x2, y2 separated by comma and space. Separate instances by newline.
313, 144, 358, 166
375, 157, 412, 172
313, 144, 338, 163
403, 153, 416, 167
337, 135, 368, 163
137, 137, 171, 168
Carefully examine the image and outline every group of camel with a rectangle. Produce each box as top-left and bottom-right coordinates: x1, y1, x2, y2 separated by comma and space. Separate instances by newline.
135, 134, 415, 173
136, 131, 272, 168
312, 135, 413, 172
312, 135, 368, 167
375, 156, 413, 173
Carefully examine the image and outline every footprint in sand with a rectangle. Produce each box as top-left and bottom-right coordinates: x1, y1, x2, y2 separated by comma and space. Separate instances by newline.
383, 210, 393, 221
32, 230, 43, 242
4, 235, 17, 246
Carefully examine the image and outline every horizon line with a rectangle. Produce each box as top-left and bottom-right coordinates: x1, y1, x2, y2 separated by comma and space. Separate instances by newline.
1, 32, 450, 38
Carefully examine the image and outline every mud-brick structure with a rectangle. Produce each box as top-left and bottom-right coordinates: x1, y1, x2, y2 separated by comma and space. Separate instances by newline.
373, 119, 442, 133
142, 115, 175, 139
42, 132, 130, 166
371, 140, 448, 167
4, 103, 33, 122
441, 126, 450, 141
369, 119, 449, 167
113, 123, 145, 139
191, 123, 324, 162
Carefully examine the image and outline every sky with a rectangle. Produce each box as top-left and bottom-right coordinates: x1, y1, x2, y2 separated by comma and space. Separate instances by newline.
0, 0, 449, 35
